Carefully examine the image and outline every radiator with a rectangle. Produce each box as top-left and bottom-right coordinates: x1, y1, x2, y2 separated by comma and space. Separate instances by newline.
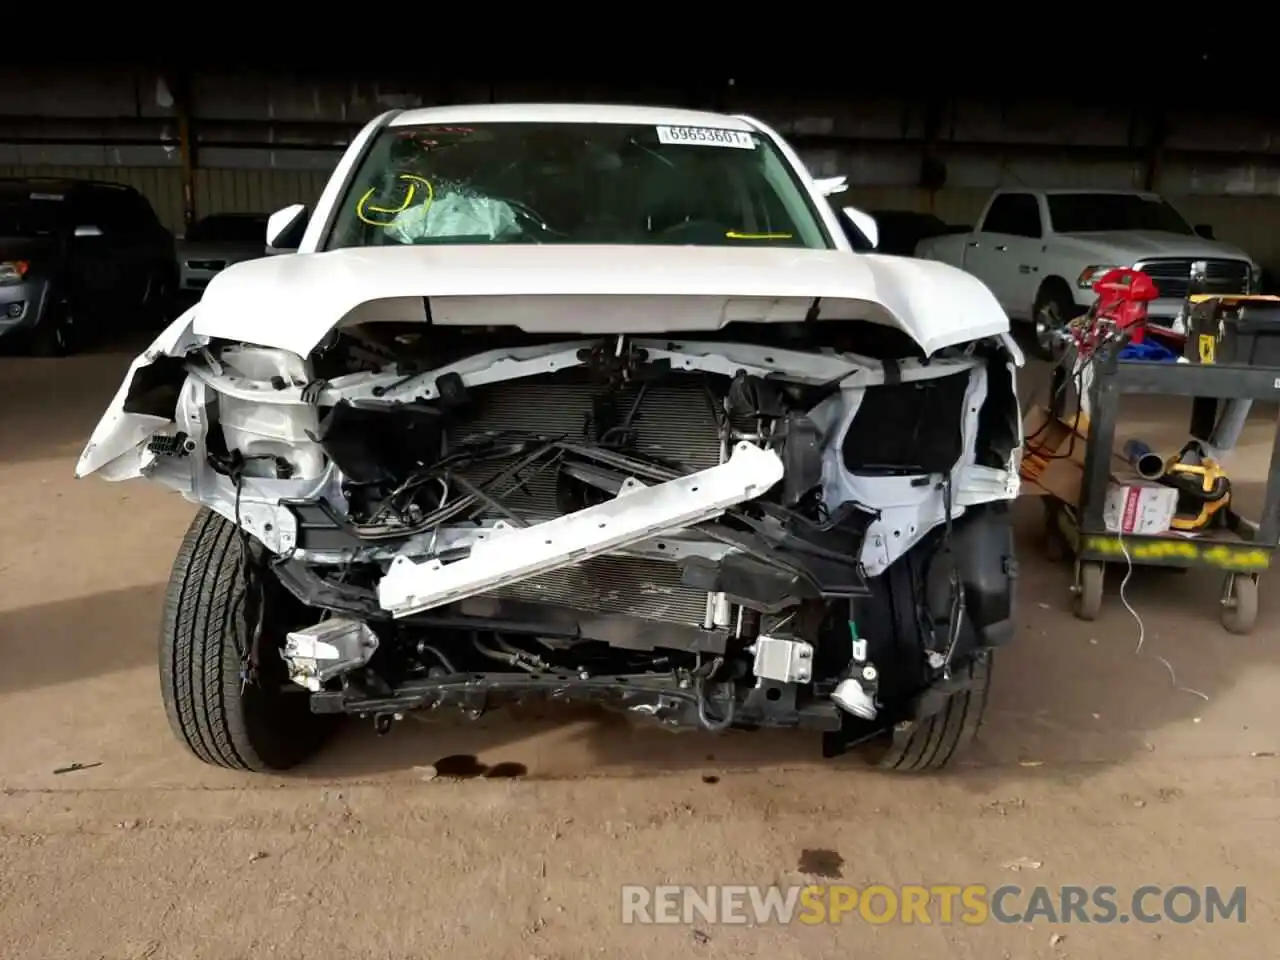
450, 372, 723, 626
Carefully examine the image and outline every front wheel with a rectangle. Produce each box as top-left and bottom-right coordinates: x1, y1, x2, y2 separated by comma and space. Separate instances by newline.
159, 509, 336, 771
140, 262, 178, 325
28, 296, 77, 357
872, 654, 994, 772
1031, 282, 1081, 361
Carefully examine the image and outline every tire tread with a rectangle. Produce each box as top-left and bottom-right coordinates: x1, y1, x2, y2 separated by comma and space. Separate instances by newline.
159, 508, 327, 771
877, 654, 993, 773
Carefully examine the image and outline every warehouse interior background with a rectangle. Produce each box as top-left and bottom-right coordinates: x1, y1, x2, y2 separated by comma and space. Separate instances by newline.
5, 67, 1280, 272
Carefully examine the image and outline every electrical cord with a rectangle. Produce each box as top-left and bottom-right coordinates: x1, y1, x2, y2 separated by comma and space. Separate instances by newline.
1025, 346, 1083, 437
1116, 537, 1210, 702
938, 472, 967, 677
1024, 349, 1091, 464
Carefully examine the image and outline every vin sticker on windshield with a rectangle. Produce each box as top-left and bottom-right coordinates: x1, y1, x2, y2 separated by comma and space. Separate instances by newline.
656, 126, 756, 149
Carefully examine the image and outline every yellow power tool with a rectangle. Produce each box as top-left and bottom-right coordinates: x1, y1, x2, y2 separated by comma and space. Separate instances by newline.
1157, 441, 1232, 532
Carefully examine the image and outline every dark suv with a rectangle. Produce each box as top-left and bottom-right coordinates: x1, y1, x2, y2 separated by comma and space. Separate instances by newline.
0, 178, 177, 355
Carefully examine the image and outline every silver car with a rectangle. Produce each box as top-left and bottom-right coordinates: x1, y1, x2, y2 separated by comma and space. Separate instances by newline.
177, 213, 268, 293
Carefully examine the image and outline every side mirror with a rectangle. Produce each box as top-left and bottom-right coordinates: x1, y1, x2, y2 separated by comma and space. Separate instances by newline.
814, 176, 849, 197
1194, 223, 1215, 239
74, 224, 103, 238
842, 206, 879, 250
266, 203, 309, 253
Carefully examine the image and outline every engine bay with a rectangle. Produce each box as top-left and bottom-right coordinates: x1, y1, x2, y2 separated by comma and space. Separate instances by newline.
96, 317, 1021, 742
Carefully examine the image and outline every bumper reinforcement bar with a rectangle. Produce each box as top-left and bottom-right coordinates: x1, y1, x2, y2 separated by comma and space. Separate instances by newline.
376, 441, 784, 617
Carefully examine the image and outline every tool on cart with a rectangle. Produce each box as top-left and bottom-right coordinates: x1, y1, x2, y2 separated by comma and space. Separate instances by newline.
1122, 439, 1167, 480
1048, 267, 1159, 361
1121, 436, 1232, 530
1181, 294, 1280, 366
1155, 440, 1233, 532
1034, 267, 1160, 426
1177, 294, 1280, 456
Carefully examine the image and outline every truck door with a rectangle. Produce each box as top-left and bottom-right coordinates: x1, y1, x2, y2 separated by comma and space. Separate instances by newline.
64, 191, 125, 310
967, 193, 1043, 319
98, 190, 155, 303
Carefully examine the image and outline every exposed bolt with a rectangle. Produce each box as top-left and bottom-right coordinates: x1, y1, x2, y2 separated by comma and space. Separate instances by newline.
862, 665, 878, 682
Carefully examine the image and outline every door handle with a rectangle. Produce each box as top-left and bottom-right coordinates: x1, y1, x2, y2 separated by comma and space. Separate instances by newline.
966, 241, 980, 248
994, 244, 1008, 252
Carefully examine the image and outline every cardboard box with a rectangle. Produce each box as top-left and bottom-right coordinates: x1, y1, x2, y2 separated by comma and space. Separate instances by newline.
1019, 406, 1133, 504
1102, 481, 1178, 534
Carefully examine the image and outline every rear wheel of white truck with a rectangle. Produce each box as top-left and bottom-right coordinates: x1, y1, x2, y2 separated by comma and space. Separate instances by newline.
159, 508, 335, 771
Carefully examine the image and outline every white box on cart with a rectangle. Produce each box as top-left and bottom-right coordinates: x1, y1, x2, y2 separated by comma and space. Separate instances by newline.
1102, 480, 1178, 535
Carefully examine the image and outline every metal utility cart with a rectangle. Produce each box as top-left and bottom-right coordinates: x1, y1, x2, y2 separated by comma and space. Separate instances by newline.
1043, 349, 1280, 634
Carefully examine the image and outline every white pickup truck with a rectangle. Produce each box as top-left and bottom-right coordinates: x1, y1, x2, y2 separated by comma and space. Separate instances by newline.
915, 188, 1260, 344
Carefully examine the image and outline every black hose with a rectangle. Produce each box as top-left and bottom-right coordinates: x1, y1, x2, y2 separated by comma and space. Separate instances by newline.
418, 643, 458, 674
695, 677, 736, 732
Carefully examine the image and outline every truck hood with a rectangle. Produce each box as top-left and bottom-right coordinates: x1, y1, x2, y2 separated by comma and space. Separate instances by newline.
191, 244, 1010, 357
1054, 230, 1253, 264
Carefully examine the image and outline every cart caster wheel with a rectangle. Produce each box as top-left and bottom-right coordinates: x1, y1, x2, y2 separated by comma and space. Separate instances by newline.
1220, 573, 1259, 635
1073, 561, 1105, 621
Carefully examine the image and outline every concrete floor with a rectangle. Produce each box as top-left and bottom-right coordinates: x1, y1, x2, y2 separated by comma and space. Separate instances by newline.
0, 347, 1277, 959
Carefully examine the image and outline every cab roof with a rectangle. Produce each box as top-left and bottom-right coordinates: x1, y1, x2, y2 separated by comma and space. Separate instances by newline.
389, 102, 756, 130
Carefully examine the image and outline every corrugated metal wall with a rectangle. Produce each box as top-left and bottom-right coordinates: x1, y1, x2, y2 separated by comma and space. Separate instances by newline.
0, 164, 329, 233
6, 72, 1280, 268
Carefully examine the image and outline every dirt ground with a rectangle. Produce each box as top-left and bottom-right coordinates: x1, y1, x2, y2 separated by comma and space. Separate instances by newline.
0, 344, 1277, 960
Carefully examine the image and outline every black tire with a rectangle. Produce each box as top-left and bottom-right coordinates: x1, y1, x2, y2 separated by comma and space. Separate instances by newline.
140, 261, 178, 327
1030, 280, 1080, 361
160, 508, 335, 771
873, 653, 993, 772
28, 296, 77, 357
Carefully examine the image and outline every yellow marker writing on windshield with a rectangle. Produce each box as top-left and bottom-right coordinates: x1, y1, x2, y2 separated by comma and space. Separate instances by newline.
726, 231, 793, 240
356, 174, 434, 226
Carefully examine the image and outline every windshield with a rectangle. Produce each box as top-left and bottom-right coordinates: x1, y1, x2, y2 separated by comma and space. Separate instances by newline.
326, 121, 832, 250
0, 196, 64, 237
186, 214, 267, 243
1046, 193, 1194, 235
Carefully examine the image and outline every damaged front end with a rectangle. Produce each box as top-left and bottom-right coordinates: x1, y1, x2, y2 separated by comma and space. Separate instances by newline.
79, 308, 1022, 752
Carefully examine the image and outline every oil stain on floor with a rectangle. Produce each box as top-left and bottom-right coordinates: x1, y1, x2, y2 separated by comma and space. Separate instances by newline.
431, 755, 528, 779
797, 848, 845, 879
